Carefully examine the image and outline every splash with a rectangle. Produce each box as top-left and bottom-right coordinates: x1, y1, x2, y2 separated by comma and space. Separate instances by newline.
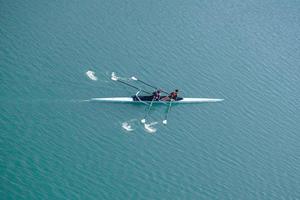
111, 72, 133, 81
111, 72, 119, 81
144, 122, 158, 133
122, 119, 138, 132
86, 70, 98, 81
122, 122, 134, 132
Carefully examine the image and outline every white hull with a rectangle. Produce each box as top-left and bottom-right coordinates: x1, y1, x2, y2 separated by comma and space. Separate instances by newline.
90, 97, 223, 103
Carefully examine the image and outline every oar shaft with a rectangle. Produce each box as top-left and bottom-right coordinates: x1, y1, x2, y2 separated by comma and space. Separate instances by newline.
167, 101, 172, 113
137, 79, 156, 89
136, 79, 169, 95
141, 96, 156, 123
117, 80, 152, 95
145, 97, 155, 116
163, 100, 173, 125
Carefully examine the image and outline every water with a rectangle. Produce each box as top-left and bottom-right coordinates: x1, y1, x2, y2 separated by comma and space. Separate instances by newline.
1, 0, 300, 199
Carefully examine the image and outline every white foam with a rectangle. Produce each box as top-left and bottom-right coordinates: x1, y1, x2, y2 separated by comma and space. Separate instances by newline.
111, 72, 118, 81
122, 122, 134, 132
111, 72, 131, 81
144, 122, 158, 133
86, 70, 98, 81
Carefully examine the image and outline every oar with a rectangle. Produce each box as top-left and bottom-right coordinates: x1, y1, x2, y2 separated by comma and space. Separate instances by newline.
163, 99, 173, 125
141, 96, 155, 123
111, 73, 152, 95
131, 76, 169, 95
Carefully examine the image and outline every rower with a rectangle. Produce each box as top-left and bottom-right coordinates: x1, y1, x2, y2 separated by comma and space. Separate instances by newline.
162, 89, 179, 101
169, 89, 179, 100
152, 89, 162, 100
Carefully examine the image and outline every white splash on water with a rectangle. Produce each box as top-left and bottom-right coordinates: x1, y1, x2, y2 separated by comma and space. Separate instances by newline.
111, 72, 133, 81
86, 70, 98, 81
144, 122, 158, 133
122, 122, 134, 132
122, 119, 139, 132
111, 72, 118, 81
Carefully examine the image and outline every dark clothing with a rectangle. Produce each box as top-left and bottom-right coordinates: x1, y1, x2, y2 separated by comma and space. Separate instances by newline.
152, 91, 161, 100
169, 92, 177, 100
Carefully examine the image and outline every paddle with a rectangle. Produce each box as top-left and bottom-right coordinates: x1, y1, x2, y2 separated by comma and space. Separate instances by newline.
141, 96, 155, 123
111, 73, 152, 95
131, 75, 169, 105
163, 99, 173, 125
131, 76, 169, 95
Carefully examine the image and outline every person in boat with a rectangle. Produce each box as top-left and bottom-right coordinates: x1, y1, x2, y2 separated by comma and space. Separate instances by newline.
162, 89, 179, 101
169, 89, 179, 100
152, 89, 162, 100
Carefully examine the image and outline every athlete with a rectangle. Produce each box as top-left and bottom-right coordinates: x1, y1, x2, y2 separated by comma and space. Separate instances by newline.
152, 89, 162, 100
162, 89, 179, 101
169, 89, 179, 100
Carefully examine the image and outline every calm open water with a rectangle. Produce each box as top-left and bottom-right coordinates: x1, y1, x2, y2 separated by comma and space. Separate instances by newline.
1, 0, 300, 199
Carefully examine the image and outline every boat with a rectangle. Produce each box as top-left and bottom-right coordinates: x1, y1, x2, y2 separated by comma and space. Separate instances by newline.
90, 72, 223, 125
90, 96, 224, 103
90, 72, 223, 104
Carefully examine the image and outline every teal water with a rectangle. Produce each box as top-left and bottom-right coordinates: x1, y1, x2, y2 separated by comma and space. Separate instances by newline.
1, 0, 300, 199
